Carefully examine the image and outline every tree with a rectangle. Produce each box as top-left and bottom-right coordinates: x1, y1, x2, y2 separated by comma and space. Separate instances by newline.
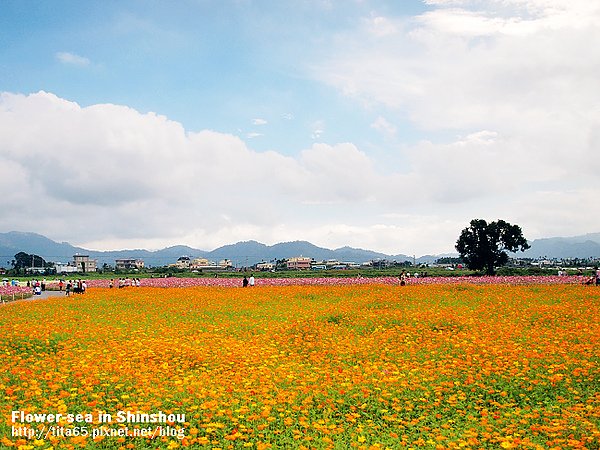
435, 257, 463, 265
455, 219, 530, 275
12, 252, 49, 274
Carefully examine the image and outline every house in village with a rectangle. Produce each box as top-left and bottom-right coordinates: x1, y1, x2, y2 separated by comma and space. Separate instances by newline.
173, 256, 191, 269
73, 254, 97, 272
286, 256, 312, 270
115, 258, 145, 271
256, 261, 275, 271
55, 254, 97, 273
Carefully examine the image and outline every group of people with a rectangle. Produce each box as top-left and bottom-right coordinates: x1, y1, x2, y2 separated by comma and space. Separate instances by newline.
583, 267, 600, 285
242, 274, 255, 287
398, 270, 428, 285
109, 278, 142, 288
61, 279, 87, 295
28, 279, 47, 295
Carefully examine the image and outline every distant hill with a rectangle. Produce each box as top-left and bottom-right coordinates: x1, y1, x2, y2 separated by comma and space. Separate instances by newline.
0, 231, 598, 268
0, 231, 85, 264
0, 233, 399, 268
206, 240, 408, 267
520, 233, 600, 259
0, 232, 207, 268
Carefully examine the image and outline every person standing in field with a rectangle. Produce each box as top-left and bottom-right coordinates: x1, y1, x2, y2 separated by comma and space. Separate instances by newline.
596, 267, 600, 286
249, 274, 255, 287
242, 276, 248, 287
399, 270, 407, 286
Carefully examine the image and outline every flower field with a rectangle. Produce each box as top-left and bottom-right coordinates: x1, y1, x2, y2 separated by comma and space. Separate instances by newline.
1, 283, 599, 449
81, 275, 584, 289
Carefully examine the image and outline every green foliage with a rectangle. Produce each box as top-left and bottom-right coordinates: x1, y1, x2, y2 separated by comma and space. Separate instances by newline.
455, 219, 530, 275
435, 256, 463, 264
12, 251, 48, 269
496, 266, 551, 276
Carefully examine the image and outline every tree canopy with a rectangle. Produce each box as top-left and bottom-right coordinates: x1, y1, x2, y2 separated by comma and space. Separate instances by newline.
455, 219, 530, 275
12, 252, 47, 270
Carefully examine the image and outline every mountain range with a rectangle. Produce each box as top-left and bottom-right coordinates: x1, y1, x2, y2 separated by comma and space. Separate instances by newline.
518, 233, 600, 260
0, 231, 599, 268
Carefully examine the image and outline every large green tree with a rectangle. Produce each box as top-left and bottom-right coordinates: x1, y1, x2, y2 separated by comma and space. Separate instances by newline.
455, 219, 530, 275
12, 252, 48, 273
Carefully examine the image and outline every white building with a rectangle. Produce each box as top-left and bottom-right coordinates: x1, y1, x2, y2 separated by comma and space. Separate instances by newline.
54, 262, 79, 274
73, 254, 97, 272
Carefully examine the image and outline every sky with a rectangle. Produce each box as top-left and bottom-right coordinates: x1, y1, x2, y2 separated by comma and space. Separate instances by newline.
1, 0, 599, 256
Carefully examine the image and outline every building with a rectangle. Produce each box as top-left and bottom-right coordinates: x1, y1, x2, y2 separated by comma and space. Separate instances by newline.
256, 262, 274, 271
190, 258, 219, 270
219, 259, 233, 269
286, 256, 312, 270
73, 254, 97, 272
173, 256, 191, 269
190, 258, 211, 269
115, 258, 145, 271
188, 258, 233, 270
54, 262, 78, 274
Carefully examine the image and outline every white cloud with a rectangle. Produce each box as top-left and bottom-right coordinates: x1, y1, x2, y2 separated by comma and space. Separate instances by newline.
0, 92, 410, 253
317, 1, 600, 131
252, 118, 267, 125
0, 93, 444, 252
2, 89, 597, 255
299, 143, 382, 203
305, 1, 600, 241
370, 116, 397, 137
55, 51, 91, 66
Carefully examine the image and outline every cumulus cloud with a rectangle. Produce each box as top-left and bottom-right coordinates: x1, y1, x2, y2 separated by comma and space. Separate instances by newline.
299, 143, 383, 203
0, 91, 416, 252
308, 0, 600, 241
1, 88, 597, 254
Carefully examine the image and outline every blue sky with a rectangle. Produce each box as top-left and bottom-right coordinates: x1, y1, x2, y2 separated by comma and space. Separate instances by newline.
1, 0, 599, 255
1, 0, 426, 155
